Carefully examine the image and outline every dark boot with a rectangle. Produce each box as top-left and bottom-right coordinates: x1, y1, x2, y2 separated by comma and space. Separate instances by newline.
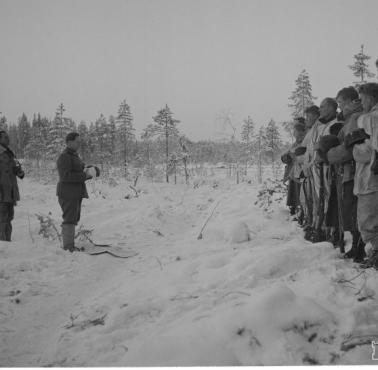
297, 208, 305, 226
62, 224, 75, 252
304, 227, 313, 241
5, 223, 12, 242
311, 229, 327, 243
330, 228, 345, 251
0, 223, 8, 241
360, 249, 378, 269
353, 238, 366, 263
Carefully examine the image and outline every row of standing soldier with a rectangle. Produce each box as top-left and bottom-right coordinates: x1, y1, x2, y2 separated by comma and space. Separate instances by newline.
282, 82, 378, 269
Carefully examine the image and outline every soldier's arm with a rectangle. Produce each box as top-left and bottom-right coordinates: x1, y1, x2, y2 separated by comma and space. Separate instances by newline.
57, 154, 87, 183
353, 142, 372, 164
327, 144, 353, 164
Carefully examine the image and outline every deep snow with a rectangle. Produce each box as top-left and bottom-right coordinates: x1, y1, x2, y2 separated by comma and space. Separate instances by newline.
1, 176, 378, 366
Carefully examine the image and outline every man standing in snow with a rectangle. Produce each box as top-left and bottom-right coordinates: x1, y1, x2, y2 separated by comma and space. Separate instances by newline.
311, 98, 339, 243
295, 105, 320, 235
327, 86, 365, 261
0, 130, 25, 241
57, 132, 94, 252
281, 121, 306, 219
347, 83, 378, 268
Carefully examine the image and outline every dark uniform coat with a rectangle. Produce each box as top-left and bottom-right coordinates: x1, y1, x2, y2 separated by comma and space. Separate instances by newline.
0, 145, 20, 204
327, 103, 363, 231
56, 147, 88, 200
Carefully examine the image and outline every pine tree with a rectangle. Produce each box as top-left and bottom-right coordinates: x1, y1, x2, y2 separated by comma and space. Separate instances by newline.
264, 119, 282, 172
349, 44, 375, 85
288, 69, 316, 119
108, 115, 117, 164
116, 100, 135, 177
77, 121, 90, 162
93, 114, 112, 168
241, 116, 255, 173
179, 136, 190, 184
17, 113, 31, 158
152, 104, 180, 183
254, 127, 265, 184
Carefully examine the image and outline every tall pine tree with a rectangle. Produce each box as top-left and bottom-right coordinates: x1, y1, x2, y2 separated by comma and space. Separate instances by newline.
264, 119, 282, 172
47, 103, 74, 159
17, 113, 31, 158
288, 69, 316, 119
240, 116, 255, 173
116, 100, 135, 177
152, 104, 180, 183
349, 44, 375, 85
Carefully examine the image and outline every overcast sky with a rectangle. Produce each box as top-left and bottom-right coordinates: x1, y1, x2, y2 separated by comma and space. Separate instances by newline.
0, 0, 377, 140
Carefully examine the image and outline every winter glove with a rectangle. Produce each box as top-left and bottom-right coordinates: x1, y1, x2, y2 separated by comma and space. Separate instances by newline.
316, 135, 340, 153
344, 129, 370, 149
85, 165, 100, 178
294, 146, 307, 156
314, 136, 340, 164
13, 160, 25, 179
281, 153, 292, 164
371, 151, 378, 175
329, 122, 344, 136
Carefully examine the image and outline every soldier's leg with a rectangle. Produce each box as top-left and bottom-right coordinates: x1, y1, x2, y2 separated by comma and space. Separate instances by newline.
59, 198, 81, 252
357, 193, 378, 267
5, 204, 14, 241
0, 203, 12, 241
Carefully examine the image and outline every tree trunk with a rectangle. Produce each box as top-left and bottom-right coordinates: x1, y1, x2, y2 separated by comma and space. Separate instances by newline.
258, 136, 262, 184
165, 128, 169, 183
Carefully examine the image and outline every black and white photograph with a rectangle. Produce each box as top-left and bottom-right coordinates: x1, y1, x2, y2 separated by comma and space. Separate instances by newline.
1, 0, 378, 366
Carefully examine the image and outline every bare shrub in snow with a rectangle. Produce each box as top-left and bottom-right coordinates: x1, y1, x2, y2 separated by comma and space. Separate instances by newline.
35, 212, 61, 240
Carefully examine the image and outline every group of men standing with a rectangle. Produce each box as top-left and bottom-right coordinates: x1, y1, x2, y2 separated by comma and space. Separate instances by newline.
0, 131, 98, 250
282, 82, 378, 269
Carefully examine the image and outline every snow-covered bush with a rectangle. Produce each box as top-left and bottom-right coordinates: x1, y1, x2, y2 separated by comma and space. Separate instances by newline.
254, 178, 286, 213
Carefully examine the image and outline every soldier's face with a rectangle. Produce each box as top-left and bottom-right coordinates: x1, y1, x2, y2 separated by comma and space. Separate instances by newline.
319, 100, 336, 119
359, 93, 375, 113
304, 113, 317, 128
68, 136, 81, 151
0, 133, 10, 146
294, 129, 305, 142
336, 96, 350, 114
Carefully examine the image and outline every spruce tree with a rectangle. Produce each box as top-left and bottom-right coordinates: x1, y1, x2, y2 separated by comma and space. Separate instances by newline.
254, 127, 266, 184
264, 119, 282, 173
77, 121, 90, 162
152, 104, 180, 183
108, 115, 117, 164
116, 100, 135, 177
25, 114, 50, 165
241, 116, 255, 173
288, 69, 316, 119
349, 44, 375, 85
47, 103, 73, 159
93, 114, 112, 168
17, 113, 31, 158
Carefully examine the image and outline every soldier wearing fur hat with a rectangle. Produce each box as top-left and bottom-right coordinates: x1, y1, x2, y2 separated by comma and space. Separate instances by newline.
0, 130, 24, 241
56, 132, 99, 252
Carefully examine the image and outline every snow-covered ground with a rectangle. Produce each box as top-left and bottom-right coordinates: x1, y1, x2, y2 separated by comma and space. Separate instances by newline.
1, 176, 378, 366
